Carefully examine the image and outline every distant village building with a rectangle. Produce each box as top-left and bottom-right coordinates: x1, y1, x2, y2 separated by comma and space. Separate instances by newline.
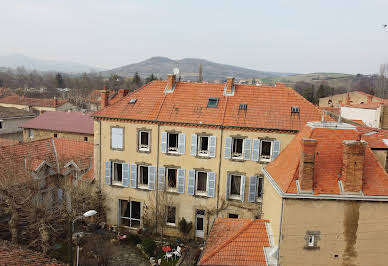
319, 91, 383, 108
0, 95, 76, 113
87, 88, 128, 111
21, 111, 94, 143
0, 106, 35, 140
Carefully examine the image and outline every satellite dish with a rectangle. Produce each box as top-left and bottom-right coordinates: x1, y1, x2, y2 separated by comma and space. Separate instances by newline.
173, 67, 180, 76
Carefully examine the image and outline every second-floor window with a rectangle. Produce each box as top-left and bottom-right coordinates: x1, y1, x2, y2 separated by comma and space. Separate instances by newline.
168, 133, 178, 152
226, 174, 245, 201
28, 129, 34, 139
139, 131, 150, 151
260, 140, 272, 161
232, 138, 243, 159
167, 168, 177, 191
111, 127, 124, 150
161, 132, 185, 155
187, 170, 216, 197
190, 134, 216, 157
196, 171, 207, 196
113, 162, 123, 185
138, 165, 149, 187
198, 136, 209, 155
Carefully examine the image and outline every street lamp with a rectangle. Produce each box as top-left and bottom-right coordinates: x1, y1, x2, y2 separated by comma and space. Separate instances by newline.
69, 210, 97, 266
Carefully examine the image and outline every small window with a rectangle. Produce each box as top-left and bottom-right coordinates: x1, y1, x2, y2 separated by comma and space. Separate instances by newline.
139, 131, 150, 151
198, 136, 209, 155
291, 106, 300, 113
120, 200, 141, 228
328, 99, 332, 105
228, 213, 239, 219
0, 121, 3, 129
168, 133, 179, 152
196, 171, 207, 195
260, 140, 272, 161
167, 168, 177, 190
257, 176, 264, 200
166, 206, 176, 225
111, 127, 124, 149
232, 138, 243, 159
54, 133, 58, 138
304, 231, 320, 249
112, 162, 123, 184
230, 175, 241, 198
84, 137, 88, 142
129, 98, 137, 104
28, 129, 34, 139
308, 235, 315, 247
239, 104, 247, 110
207, 97, 219, 108
138, 165, 149, 187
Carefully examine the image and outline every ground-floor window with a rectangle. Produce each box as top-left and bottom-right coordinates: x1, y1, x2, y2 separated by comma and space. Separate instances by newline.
166, 206, 176, 226
119, 200, 141, 228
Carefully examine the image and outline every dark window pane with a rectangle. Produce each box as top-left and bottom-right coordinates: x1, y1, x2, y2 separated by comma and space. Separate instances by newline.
257, 177, 264, 198
120, 200, 130, 218
168, 169, 177, 188
167, 206, 176, 224
261, 141, 272, 157
233, 138, 243, 154
230, 175, 241, 195
114, 163, 123, 182
131, 219, 140, 228
200, 137, 208, 151
121, 218, 130, 227
168, 133, 178, 149
228, 213, 239, 219
140, 132, 148, 145
197, 172, 207, 192
131, 201, 141, 219
196, 217, 204, 230
140, 166, 148, 184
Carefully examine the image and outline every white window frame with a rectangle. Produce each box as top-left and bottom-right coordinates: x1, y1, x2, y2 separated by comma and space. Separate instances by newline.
166, 206, 176, 226
112, 162, 124, 186
195, 171, 208, 196
167, 133, 179, 153
138, 165, 149, 188
308, 235, 315, 247
198, 136, 209, 156
260, 140, 273, 162
229, 174, 242, 200
139, 131, 150, 152
257, 176, 264, 202
232, 138, 243, 159
166, 168, 178, 192
28, 129, 34, 139
111, 127, 124, 150
119, 200, 141, 228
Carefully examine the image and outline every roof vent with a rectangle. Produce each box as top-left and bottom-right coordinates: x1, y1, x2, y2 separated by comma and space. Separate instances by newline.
129, 98, 137, 104
239, 104, 248, 110
291, 106, 300, 113
207, 97, 219, 108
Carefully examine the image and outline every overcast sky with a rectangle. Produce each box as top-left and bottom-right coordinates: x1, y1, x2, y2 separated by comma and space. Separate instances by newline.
1, 0, 388, 74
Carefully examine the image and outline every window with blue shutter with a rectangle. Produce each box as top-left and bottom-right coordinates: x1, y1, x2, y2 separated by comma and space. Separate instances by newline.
252, 139, 260, 162
158, 167, 165, 191
122, 163, 130, 187
272, 140, 281, 161
178, 133, 186, 154
177, 168, 185, 194
105, 161, 111, 185
240, 175, 246, 202
111, 127, 123, 149
243, 138, 252, 160
209, 136, 216, 158
161, 132, 167, 153
190, 134, 197, 156
207, 172, 216, 198
248, 176, 257, 202
226, 174, 231, 200
130, 164, 137, 188
224, 137, 232, 159
188, 169, 196, 195
148, 166, 156, 190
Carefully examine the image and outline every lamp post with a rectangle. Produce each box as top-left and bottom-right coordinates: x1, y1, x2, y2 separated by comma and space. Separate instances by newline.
69, 210, 97, 266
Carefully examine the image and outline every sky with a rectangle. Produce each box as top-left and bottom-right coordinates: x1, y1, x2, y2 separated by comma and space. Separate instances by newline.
1, 0, 388, 74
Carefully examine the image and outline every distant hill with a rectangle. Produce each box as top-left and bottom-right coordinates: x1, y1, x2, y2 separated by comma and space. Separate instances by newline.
0, 54, 104, 73
103, 56, 294, 81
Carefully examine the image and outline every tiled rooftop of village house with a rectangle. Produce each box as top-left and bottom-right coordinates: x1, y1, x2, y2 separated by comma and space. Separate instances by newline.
0, 106, 35, 118
265, 122, 388, 196
0, 95, 68, 108
93, 79, 329, 131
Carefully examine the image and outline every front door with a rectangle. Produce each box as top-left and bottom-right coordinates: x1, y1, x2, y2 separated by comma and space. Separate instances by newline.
195, 209, 205, 238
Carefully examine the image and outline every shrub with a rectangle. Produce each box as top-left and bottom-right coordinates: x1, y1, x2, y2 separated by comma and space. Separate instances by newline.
128, 234, 141, 245
178, 218, 192, 237
141, 237, 156, 256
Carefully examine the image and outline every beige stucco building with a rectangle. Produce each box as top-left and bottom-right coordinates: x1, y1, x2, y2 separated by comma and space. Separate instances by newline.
319, 91, 383, 108
0, 106, 35, 140
0, 95, 75, 113
93, 76, 325, 239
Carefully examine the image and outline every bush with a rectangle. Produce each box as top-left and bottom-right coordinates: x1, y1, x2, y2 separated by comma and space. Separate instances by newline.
141, 237, 156, 256
178, 218, 192, 237
128, 233, 141, 245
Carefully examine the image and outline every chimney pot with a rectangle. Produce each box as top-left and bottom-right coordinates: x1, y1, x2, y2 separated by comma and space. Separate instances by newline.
341, 140, 367, 193
299, 138, 317, 192
165, 74, 176, 92
224, 77, 235, 96
118, 89, 129, 98
100, 87, 109, 109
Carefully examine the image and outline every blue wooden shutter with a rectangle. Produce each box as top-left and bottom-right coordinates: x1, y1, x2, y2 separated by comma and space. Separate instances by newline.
226, 174, 231, 200
243, 138, 251, 160
209, 136, 217, 158
57, 189, 63, 203
248, 176, 257, 202
105, 161, 111, 185
190, 134, 197, 156
272, 140, 281, 161
122, 163, 129, 187
240, 175, 246, 202
252, 139, 260, 162
148, 166, 156, 190
177, 168, 185, 194
158, 167, 165, 191
207, 172, 216, 198
161, 132, 167, 153
130, 164, 137, 188
178, 133, 186, 154
224, 137, 232, 159
188, 169, 196, 195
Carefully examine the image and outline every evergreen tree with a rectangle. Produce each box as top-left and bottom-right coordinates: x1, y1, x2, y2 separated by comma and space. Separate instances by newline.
198, 64, 203, 82
302, 85, 315, 103
133, 72, 142, 87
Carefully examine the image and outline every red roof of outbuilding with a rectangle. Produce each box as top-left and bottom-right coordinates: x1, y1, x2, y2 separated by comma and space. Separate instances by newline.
21, 111, 94, 135
0, 96, 68, 108
93, 81, 328, 131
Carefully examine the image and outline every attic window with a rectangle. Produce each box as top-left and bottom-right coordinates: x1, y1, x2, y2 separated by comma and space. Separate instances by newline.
239, 104, 248, 110
207, 97, 219, 108
291, 106, 300, 113
129, 98, 137, 104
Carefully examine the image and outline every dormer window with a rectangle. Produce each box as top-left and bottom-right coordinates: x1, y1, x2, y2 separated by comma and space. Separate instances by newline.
239, 104, 248, 110
291, 106, 300, 113
207, 97, 219, 108
129, 98, 137, 104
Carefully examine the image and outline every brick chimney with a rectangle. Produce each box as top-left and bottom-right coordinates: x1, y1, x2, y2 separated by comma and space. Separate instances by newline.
341, 140, 367, 193
345, 93, 351, 105
367, 95, 373, 104
53, 97, 58, 107
100, 86, 109, 109
165, 74, 176, 92
224, 77, 235, 96
118, 89, 129, 98
298, 138, 317, 192
275, 82, 285, 87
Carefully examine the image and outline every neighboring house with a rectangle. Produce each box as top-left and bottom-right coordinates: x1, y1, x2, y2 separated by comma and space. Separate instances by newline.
92, 74, 327, 239
262, 121, 388, 266
0, 138, 19, 146
0, 95, 76, 113
0, 106, 35, 140
340, 102, 388, 129
88, 88, 128, 111
21, 111, 94, 143
319, 91, 383, 108
0, 240, 64, 266
198, 218, 276, 266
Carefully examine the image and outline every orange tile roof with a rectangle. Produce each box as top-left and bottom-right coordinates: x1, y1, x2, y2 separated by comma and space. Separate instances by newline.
0, 240, 64, 266
356, 127, 388, 149
93, 81, 328, 131
199, 218, 270, 266
0, 138, 19, 147
0, 96, 68, 108
265, 122, 388, 196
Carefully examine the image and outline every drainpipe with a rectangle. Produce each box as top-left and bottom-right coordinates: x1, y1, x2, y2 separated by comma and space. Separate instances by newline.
155, 122, 161, 234
216, 126, 224, 216
98, 119, 102, 189
277, 198, 284, 265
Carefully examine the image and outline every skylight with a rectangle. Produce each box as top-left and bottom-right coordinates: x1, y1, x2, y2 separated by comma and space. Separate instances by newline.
291, 106, 300, 113
207, 97, 219, 108
129, 98, 137, 104
239, 104, 247, 110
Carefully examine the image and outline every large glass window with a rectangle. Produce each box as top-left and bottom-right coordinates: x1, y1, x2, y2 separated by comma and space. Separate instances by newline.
138, 165, 149, 186
139, 131, 150, 151
113, 162, 123, 184
167, 168, 177, 190
111, 127, 124, 149
260, 140, 272, 161
230, 175, 241, 198
232, 138, 243, 159
196, 171, 207, 195
120, 200, 141, 228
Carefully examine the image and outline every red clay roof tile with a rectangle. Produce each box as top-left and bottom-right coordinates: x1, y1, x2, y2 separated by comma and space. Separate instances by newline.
0, 96, 68, 108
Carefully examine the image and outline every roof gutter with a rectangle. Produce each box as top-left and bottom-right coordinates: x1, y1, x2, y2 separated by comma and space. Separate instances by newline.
262, 167, 388, 201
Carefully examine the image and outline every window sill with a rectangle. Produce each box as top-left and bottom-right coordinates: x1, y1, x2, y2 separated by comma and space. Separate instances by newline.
111, 147, 124, 151
138, 148, 151, 154
166, 223, 176, 228
230, 158, 244, 162
165, 152, 181, 156
112, 182, 125, 187
195, 192, 208, 197
304, 246, 320, 250
228, 195, 242, 201
260, 158, 271, 163
137, 185, 151, 191
166, 189, 178, 194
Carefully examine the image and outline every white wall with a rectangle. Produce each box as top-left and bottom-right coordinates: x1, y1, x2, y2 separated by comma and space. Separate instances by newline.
340, 106, 380, 128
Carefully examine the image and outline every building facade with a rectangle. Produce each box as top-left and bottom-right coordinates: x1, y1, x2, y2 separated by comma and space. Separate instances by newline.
0, 106, 35, 140
319, 91, 383, 108
0, 96, 75, 113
